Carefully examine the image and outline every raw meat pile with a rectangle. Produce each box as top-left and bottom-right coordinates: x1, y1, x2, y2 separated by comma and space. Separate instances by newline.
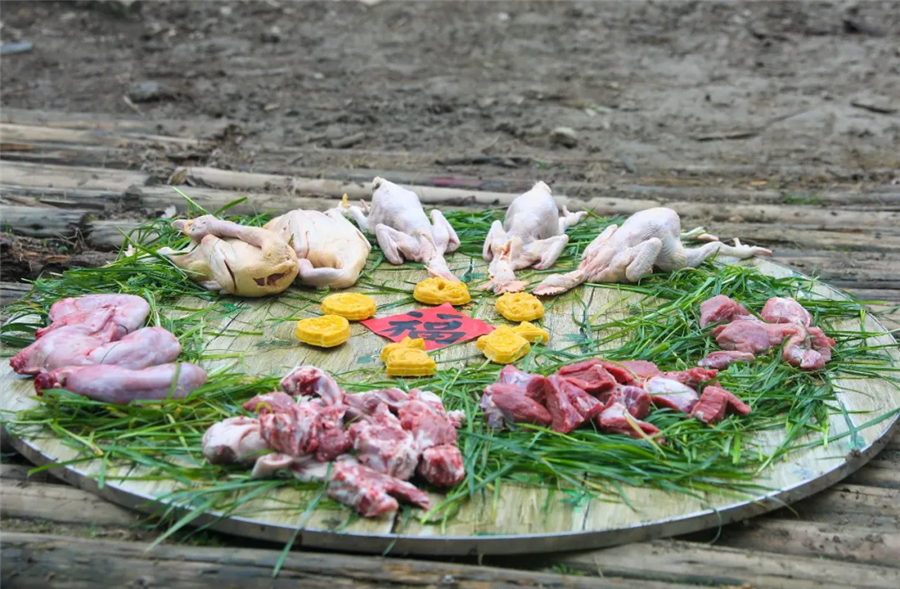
481, 362, 751, 438
202, 365, 466, 518
9, 294, 207, 404
698, 295, 835, 370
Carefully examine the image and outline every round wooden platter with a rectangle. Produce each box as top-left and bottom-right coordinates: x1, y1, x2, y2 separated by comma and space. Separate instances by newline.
2, 257, 898, 556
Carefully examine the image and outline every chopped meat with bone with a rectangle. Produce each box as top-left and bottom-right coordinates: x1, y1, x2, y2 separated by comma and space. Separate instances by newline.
202, 416, 267, 465
259, 399, 350, 462
498, 364, 546, 398
481, 382, 552, 427
596, 402, 661, 440
418, 444, 466, 487
327, 458, 430, 518
690, 385, 752, 424
344, 388, 409, 420
543, 375, 605, 433
243, 391, 296, 415
349, 404, 419, 480
644, 376, 700, 413
556, 359, 617, 395
699, 294, 752, 328
698, 350, 755, 369
398, 389, 458, 450
279, 365, 343, 406
761, 297, 812, 326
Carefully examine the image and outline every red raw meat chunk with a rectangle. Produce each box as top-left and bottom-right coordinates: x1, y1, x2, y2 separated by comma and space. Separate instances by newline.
597, 361, 638, 385
344, 388, 409, 419
349, 404, 419, 480
327, 459, 430, 517
481, 383, 552, 427
243, 391, 295, 415
713, 321, 797, 353
698, 351, 755, 369
644, 376, 700, 413
600, 385, 651, 419
279, 365, 344, 406
782, 326, 835, 370
761, 297, 812, 326
690, 385, 752, 424
700, 295, 752, 328
596, 402, 661, 440
661, 367, 718, 388
498, 365, 546, 398
418, 444, 466, 487
398, 389, 458, 450
543, 375, 604, 434
557, 359, 617, 396
618, 360, 661, 381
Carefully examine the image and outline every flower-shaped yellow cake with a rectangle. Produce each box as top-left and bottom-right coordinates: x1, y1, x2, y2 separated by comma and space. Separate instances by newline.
384, 347, 437, 377
513, 321, 549, 344
321, 292, 377, 321
476, 326, 531, 364
380, 336, 426, 362
295, 314, 351, 348
495, 292, 544, 322
413, 277, 471, 306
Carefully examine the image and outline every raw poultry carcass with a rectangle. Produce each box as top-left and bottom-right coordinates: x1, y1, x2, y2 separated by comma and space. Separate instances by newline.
533, 207, 772, 295
482, 181, 587, 293
264, 207, 371, 289
78, 327, 181, 370
158, 215, 299, 297
34, 362, 208, 404
343, 177, 461, 281
10, 307, 119, 375
44, 293, 150, 339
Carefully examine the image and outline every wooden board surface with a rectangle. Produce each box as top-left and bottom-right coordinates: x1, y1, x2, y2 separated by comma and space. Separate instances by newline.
2, 256, 898, 556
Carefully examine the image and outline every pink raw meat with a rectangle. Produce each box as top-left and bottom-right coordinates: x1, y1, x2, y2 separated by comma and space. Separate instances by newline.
690, 385, 752, 424
644, 376, 700, 413
259, 399, 350, 461
35, 307, 121, 340
698, 351, 755, 369
344, 388, 409, 419
713, 321, 798, 353
481, 383, 552, 427
782, 326, 835, 370
498, 365, 546, 398
83, 327, 181, 369
10, 317, 119, 375
699, 295, 752, 328
556, 359, 617, 396
34, 362, 207, 404
349, 404, 419, 480
600, 385, 651, 419
543, 375, 604, 434
243, 391, 296, 415
202, 416, 267, 465
418, 444, 466, 487
327, 459, 430, 517
661, 367, 718, 388
761, 297, 812, 326
398, 389, 458, 450
47, 294, 150, 339
279, 365, 344, 406
596, 402, 661, 440
249, 452, 295, 478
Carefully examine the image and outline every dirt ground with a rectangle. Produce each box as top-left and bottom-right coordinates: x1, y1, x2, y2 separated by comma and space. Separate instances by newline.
2, 0, 898, 175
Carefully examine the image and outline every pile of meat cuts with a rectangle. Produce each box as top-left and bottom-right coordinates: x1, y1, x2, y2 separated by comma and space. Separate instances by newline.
481, 362, 751, 439
9, 294, 207, 404
698, 295, 835, 370
202, 365, 466, 518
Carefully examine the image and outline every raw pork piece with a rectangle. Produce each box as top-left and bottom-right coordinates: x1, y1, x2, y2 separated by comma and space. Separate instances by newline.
250, 452, 295, 478
556, 359, 617, 396
644, 376, 700, 414
418, 444, 466, 488
34, 362, 208, 404
498, 365, 546, 398
349, 404, 419, 480
782, 326, 834, 370
46, 294, 151, 339
601, 385, 651, 419
202, 416, 267, 465
596, 402, 661, 440
761, 297, 812, 326
699, 294, 752, 328
243, 391, 296, 414
618, 360, 661, 381
82, 327, 181, 369
481, 382, 552, 428
10, 315, 119, 375
660, 367, 718, 388
712, 321, 798, 354
398, 389, 457, 450
279, 365, 344, 406
698, 351, 755, 369
249, 453, 332, 481
327, 459, 430, 517
690, 385, 752, 424
543, 375, 605, 434
259, 399, 351, 462
344, 388, 409, 419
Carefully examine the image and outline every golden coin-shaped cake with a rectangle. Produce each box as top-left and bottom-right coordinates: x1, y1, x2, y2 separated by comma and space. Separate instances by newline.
495, 292, 544, 322
413, 277, 471, 306
380, 336, 426, 362
295, 314, 351, 348
384, 347, 437, 377
513, 321, 549, 344
476, 326, 531, 364
321, 292, 377, 321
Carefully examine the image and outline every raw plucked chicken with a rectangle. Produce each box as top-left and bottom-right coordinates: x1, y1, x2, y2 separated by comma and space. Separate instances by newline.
158, 215, 299, 297
34, 362, 208, 404
534, 207, 772, 295
343, 177, 461, 281
45, 293, 150, 339
264, 207, 371, 289
482, 181, 587, 293
10, 307, 119, 375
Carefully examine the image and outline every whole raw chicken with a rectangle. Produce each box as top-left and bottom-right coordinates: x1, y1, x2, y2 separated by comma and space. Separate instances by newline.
264, 206, 370, 289
482, 181, 587, 293
534, 207, 772, 295
158, 215, 299, 297
343, 178, 461, 281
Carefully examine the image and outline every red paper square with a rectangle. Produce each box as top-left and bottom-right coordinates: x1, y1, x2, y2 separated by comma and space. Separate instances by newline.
361, 303, 494, 351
